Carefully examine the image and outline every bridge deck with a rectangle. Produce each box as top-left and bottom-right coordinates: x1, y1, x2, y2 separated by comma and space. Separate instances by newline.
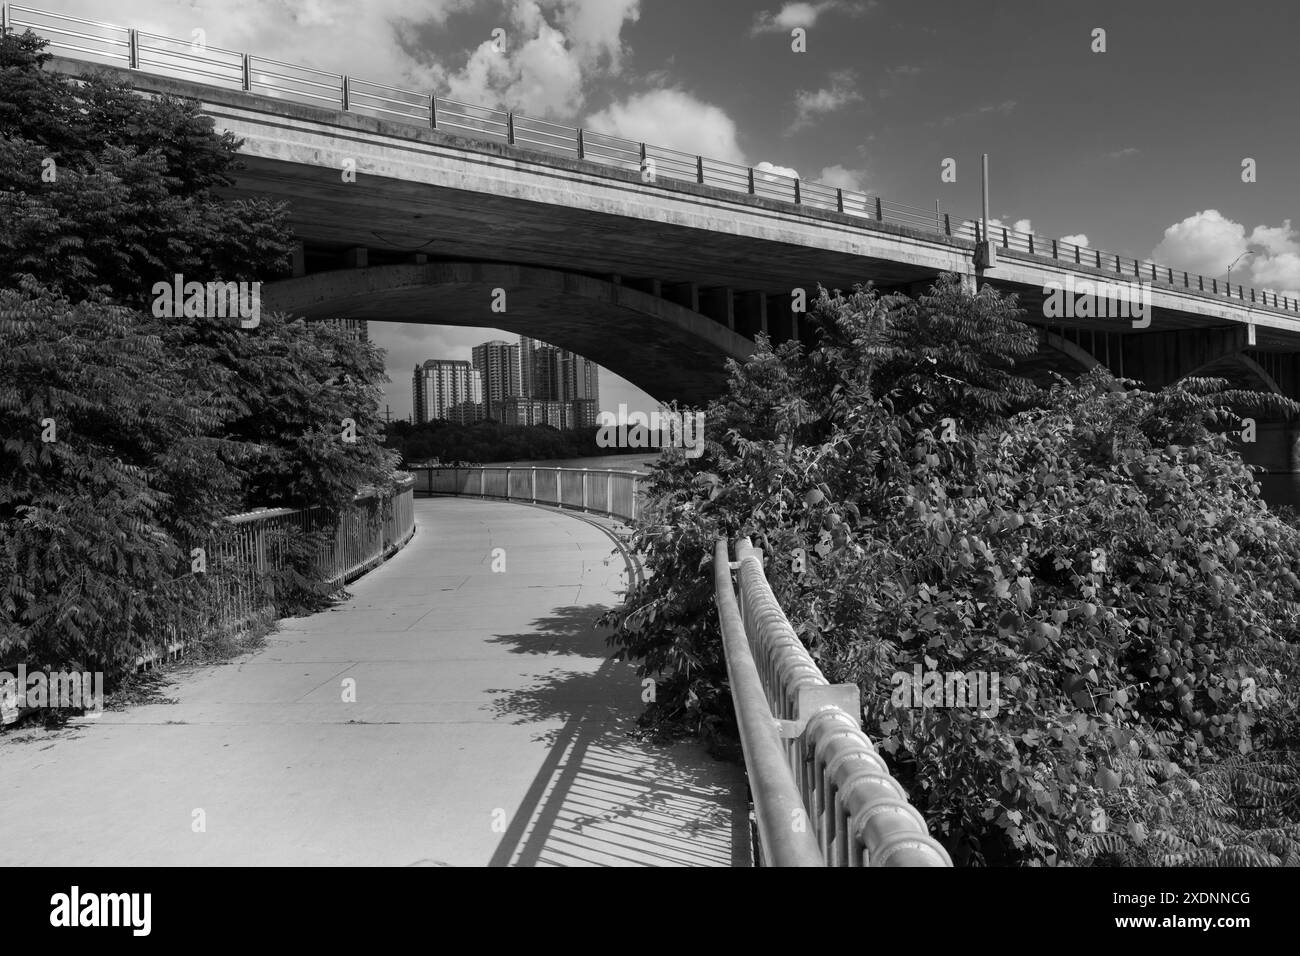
0, 498, 748, 866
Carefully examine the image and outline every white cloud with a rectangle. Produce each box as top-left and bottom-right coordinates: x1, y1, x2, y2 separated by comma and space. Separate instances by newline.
751, 1, 872, 34
789, 69, 861, 131
1060, 233, 1090, 248
1105, 147, 1140, 159
1150, 210, 1249, 277
819, 164, 867, 192
49, 0, 466, 92
443, 0, 642, 119
755, 161, 800, 181
585, 90, 745, 163
1150, 210, 1300, 297
987, 217, 1033, 235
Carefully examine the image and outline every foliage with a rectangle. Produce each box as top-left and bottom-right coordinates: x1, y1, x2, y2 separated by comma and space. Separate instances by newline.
0, 32, 396, 679
600, 274, 1300, 865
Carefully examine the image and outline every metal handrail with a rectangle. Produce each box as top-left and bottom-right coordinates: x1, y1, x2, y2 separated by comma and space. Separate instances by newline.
411, 465, 646, 523
5, 1, 1297, 316
717, 536, 952, 867
713, 539, 823, 867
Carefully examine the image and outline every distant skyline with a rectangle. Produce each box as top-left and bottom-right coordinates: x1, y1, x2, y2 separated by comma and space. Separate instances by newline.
379, 327, 643, 423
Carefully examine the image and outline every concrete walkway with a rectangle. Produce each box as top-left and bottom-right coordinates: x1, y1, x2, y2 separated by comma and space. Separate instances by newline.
0, 498, 748, 866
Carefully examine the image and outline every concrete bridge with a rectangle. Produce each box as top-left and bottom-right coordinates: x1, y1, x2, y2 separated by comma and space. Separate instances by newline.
12, 3, 1300, 483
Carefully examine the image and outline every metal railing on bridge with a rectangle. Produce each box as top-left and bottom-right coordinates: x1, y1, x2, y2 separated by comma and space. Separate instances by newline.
142, 475, 416, 670
6, 2, 1297, 320
714, 537, 952, 867
411, 466, 644, 523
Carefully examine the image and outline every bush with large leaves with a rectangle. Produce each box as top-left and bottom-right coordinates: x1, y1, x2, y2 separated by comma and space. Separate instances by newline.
0, 31, 396, 678
602, 275, 1300, 865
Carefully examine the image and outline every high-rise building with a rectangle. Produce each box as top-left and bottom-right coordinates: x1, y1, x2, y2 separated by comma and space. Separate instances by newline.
472, 340, 522, 421
324, 318, 369, 343
518, 336, 537, 401
518, 337, 600, 428
412, 359, 483, 425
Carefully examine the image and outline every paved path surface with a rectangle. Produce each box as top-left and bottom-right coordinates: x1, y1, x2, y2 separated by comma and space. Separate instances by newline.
0, 498, 749, 866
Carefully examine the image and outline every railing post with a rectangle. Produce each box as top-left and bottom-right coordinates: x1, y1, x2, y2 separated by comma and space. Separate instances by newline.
581, 468, 589, 511
430, 93, 437, 128
836, 188, 843, 213
530, 466, 536, 503
1, 4, 7, 35
128, 28, 139, 69
1028, 234, 1034, 255
555, 468, 561, 507
747, 167, 755, 194
505, 466, 511, 501
241, 53, 251, 91
1095, 249, 1102, 268
341, 75, 350, 110
606, 472, 613, 515
944, 213, 951, 236
793, 179, 800, 204
576, 128, 584, 159
697, 155, 704, 184
1002, 226, 1008, 246
507, 112, 515, 145
875, 197, 883, 221
1052, 238, 1058, 258
480, 468, 486, 496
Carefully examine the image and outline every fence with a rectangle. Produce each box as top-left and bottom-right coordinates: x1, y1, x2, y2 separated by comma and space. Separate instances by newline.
6, 2, 1296, 318
411, 466, 645, 523
714, 536, 952, 867
0, 477, 415, 724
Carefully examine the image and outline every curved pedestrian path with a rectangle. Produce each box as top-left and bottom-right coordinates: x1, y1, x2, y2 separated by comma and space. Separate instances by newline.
0, 497, 748, 866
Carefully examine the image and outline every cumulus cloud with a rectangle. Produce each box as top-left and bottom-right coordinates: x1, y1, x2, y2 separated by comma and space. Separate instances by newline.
1150, 210, 1300, 297
52, 0, 643, 123
819, 164, 867, 192
988, 217, 1033, 235
789, 69, 862, 132
755, 161, 800, 181
585, 90, 745, 163
48, 0, 467, 91
443, 0, 642, 119
1060, 233, 1090, 248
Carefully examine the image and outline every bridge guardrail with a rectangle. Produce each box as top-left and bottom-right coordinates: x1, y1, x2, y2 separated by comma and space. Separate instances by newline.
714, 536, 952, 867
7, 2, 1296, 320
1, 476, 416, 723
142, 474, 417, 670
411, 466, 645, 523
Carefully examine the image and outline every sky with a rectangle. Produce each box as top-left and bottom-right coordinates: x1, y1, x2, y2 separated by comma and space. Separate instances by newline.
35, 0, 1300, 420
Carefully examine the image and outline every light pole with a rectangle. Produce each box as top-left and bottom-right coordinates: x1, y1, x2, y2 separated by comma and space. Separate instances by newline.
1226, 250, 1257, 296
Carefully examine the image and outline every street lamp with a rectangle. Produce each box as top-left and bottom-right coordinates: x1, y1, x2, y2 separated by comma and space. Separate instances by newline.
1226, 250, 1257, 295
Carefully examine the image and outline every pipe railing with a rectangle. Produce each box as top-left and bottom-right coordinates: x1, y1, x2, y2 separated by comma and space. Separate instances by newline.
0, 476, 416, 724
715, 536, 952, 867
8, 2, 1296, 318
411, 466, 644, 523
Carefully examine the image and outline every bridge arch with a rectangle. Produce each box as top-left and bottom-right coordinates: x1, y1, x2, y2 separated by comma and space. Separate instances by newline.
262, 263, 756, 404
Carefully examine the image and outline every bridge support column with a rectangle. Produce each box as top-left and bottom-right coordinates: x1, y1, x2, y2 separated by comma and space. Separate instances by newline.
701, 287, 735, 331
738, 291, 767, 340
